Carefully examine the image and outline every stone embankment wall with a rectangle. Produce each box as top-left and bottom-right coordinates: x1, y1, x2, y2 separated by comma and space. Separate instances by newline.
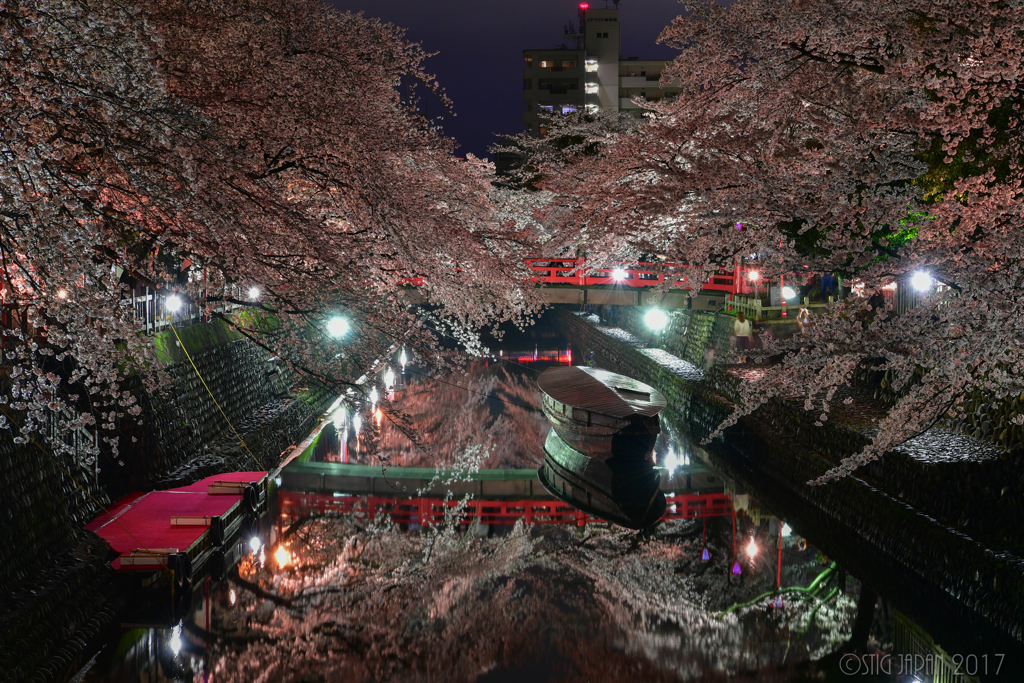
556, 307, 1024, 664
0, 320, 334, 682
608, 305, 1024, 548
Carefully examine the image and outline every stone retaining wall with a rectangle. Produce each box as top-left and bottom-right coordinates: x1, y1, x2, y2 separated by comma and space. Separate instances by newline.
0, 322, 335, 682
556, 307, 1024, 662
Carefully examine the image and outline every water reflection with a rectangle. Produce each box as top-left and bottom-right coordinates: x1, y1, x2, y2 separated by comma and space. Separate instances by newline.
78, 318, 944, 682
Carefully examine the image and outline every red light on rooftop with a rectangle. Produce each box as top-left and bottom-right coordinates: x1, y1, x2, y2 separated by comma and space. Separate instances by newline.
579, 3, 589, 8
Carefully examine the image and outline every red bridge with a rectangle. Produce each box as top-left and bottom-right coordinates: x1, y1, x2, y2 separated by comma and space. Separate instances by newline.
278, 490, 734, 528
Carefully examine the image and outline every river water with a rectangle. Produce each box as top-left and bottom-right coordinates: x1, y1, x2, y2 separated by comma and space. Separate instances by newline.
78, 311, 999, 683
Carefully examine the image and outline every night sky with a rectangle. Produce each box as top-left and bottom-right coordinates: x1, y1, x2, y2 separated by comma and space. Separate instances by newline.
327, 0, 687, 160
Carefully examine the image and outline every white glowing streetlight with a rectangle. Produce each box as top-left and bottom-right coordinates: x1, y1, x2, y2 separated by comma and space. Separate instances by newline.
400, 348, 407, 369
645, 308, 669, 332
326, 316, 349, 338
384, 367, 395, 390
249, 536, 261, 552
782, 286, 797, 299
746, 537, 758, 558
611, 267, 628, 282
911, 271, 932, 292
664, 451, 677, 471
166, 295, 183, 313
56, 289, 68, 299
747, 270, 760, 281
248, 286, 261, 300
170, 623, 182, 655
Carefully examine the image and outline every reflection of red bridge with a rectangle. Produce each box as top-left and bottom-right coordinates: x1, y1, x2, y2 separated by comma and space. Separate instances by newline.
279, 490, 733, 528
499, 349, 573, 365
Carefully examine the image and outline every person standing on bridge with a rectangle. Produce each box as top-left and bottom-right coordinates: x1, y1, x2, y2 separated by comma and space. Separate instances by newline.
732, 311, 753, 363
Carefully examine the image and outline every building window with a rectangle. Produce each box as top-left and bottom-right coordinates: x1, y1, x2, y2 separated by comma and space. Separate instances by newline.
539, 60, 553, 68
561, 105, 577, 114
526, 56, 533, 65
539, 104, 554, 112
562, 60, 577, 68
640, 70, 646, 76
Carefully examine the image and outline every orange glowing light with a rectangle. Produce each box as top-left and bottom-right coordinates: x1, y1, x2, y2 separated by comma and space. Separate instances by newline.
274, 545, 292, 568
374, 408, 382, 426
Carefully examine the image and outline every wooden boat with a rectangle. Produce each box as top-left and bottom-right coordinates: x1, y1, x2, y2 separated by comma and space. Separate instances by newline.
536, 367, 667, 529
537, 366, 666, 460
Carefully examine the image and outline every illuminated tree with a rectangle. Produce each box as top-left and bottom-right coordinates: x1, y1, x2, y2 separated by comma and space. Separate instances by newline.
515, 0, 1024, 479
0, 0, 541, 459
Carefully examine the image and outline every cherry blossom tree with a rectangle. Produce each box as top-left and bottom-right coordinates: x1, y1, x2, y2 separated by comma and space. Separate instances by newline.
511, 0, 1024, 479
0, 0, 542, 461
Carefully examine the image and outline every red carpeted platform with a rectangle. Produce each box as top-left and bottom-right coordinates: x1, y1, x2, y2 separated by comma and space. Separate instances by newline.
86, 471, 266, 570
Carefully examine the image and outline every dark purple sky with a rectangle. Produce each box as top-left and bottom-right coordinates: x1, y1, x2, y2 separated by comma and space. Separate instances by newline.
327, 0, 686, 159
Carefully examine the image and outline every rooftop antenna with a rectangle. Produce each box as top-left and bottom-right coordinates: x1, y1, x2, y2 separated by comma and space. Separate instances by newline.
577, 3, 588, 49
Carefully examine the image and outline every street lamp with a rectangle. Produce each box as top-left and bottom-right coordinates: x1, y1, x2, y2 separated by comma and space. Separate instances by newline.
327, 316, 348, 338
644, 308, 669, 332
782, 286, 797, 300
747, 270, 760, 299
911, 271, 932, 292
746, 537, 758, 558
248, 286, 260, 300
611, 267, 628, 282
166, 295, 183, 313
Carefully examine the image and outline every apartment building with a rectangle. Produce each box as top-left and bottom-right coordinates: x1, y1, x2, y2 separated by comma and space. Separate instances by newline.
522, 6, 680, 135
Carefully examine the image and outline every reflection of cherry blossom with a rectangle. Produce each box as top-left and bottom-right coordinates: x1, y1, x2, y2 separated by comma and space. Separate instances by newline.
358, 361, 550, 469
209, 516, 856, 681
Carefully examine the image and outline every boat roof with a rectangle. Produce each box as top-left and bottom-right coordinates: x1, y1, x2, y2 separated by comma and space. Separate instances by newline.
537, 366, 667, 419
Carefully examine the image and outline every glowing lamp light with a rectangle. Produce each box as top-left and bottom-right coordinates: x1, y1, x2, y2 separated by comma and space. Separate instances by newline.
229, 589, 236, 606
731, 561, 743, 576
248, 286, 260, 300
645, 308, 669, 332
781, 523, 792, 537
400, 348, 408, 368
57, 289, 68, 299
170, 623, 182, 655
274, 545, 292, 568
249, 536, 261, 553
782, 286, 797, 299
375, 407, 383, 427
747, 270, 760, 281
664, 451, 677, 471
701, 547, 711, 562
332, 407, 345, 430
369, 386, 379, 406
354, 414, 362, 434
746, 537, 758, 558
327, 316, 349, 338
166, 295, 183, 313
384, 367, 395, 389
611, 267, 628, 281
579, 2, 588, 8
911, 271, 932, 292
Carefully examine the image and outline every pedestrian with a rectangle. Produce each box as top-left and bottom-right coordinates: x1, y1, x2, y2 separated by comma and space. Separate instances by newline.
821, 271, 835, 298
797, 307, 814, 334
732, 311, 752, 363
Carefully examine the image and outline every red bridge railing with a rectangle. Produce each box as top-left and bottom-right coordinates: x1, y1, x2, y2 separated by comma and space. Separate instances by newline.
398, 258, 744, 294
279, 490, 733, 528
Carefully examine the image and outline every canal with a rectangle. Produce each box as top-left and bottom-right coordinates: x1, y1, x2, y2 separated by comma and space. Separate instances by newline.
78, 310, 1018, 682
